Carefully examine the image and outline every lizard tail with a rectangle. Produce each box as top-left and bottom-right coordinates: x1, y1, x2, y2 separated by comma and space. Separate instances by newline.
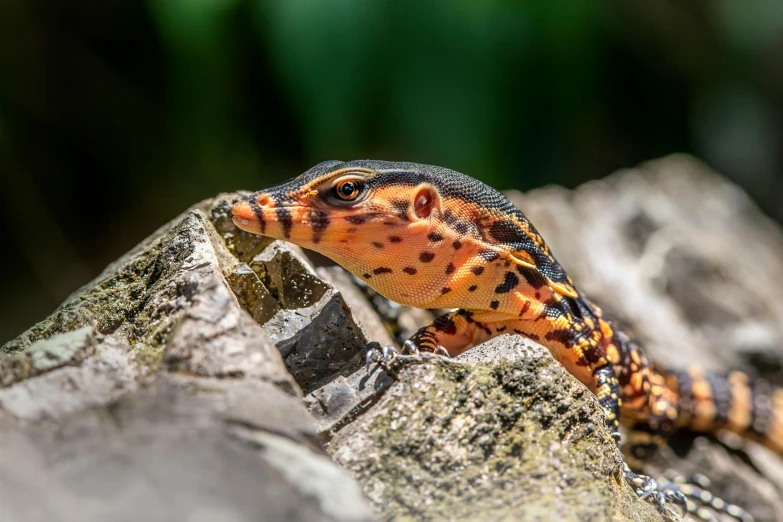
669, 367, 783, 453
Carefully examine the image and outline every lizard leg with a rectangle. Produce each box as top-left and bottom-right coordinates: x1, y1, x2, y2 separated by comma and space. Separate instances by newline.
407, 309, 503, 357
593, 364, 688, 513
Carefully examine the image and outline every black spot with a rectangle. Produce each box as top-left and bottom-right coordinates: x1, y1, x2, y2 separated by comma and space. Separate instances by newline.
513, 329, 523, 335
490, 300, 499, 310
433, 315, 457, 335
389, 236, 403, 243
468, 285, 478, 292
390, 199, 410, 220
345, 215, 366, 225
441, 287, 452, 295
276, 207, 293, 238
311, 210, 330, 243
363, 273, 371, 279
527, 332, 540, 341
428, 231, 444, 242
455, 222, 469, 235
443, 210, 458, 225
403, 267, 417, 275
495, 272, 520, 294
445, 263, 456, 275
518, 301, 531, 317
478, 249, 500, 262
372, 242, 384, 249
452, 240, 462, 250
373, 267, 392, 275
496, 326, 506, 333
517, 265, 546, 289
419, 252, 435, 263
470, 266, 484, 276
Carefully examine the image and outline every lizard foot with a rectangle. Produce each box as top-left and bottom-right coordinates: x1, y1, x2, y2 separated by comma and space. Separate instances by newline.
360, 342, 398, 371
623, 463, 687, 519
659, 474, 754, 522
362, 341, 453, 373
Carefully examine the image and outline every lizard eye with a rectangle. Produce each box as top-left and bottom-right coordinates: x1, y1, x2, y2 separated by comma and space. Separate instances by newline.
334, 179, 364, 201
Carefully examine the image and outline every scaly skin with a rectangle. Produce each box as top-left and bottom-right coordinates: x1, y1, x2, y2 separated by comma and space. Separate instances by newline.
233, 160, 778, 518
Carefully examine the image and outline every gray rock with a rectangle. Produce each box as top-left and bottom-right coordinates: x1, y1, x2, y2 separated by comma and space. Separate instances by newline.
0, 199, 375, 522
250, 241, 374, 394
328, 335, 662, 522
0, 375, 372, 522
304, 365, 396, 435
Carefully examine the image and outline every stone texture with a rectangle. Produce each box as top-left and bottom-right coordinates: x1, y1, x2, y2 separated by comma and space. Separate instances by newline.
249, 241, 371, 394
0, 195, 375, 522
329, 336, 662, 522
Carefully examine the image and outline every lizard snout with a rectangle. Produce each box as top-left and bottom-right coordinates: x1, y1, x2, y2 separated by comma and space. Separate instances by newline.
231, 197, 267, 235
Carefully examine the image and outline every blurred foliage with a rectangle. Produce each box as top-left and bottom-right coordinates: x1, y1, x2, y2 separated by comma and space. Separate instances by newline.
1, 0, 782, 342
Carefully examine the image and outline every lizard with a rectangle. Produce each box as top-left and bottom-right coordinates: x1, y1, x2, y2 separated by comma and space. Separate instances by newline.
232, 159, 780, 520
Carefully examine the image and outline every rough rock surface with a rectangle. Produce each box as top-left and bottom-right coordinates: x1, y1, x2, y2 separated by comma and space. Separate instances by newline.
0, 198, 373, 522
2, 155, 783, 522
329, 336, 660, 522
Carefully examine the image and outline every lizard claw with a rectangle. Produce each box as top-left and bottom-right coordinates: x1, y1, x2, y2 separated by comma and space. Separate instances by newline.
402, 339, 419, 355
361, 342, 397, 371
434, 345, 451, 358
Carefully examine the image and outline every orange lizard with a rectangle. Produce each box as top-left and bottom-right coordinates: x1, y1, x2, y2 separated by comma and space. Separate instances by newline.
232, 160, 778, 520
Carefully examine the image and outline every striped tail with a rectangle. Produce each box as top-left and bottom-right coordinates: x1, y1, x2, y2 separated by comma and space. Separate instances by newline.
668, 367, 783, 453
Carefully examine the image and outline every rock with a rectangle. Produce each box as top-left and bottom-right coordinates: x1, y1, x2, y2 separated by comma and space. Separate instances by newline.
303, 362, 396, 435
248, 241, 375, 394
0, 375, 372, 522
328, 335, 662, 522
0, 196, 375, 522
316, 266, 397, 350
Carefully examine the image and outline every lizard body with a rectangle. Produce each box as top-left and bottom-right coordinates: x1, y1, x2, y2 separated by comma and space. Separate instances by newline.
233, 160, 781, 517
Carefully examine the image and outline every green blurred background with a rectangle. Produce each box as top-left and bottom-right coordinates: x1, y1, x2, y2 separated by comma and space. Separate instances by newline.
1, 0, 782, 343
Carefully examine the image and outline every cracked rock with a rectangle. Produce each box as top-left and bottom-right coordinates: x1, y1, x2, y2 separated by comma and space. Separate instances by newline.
0, 197, 375, 522
247, 241, 373, 394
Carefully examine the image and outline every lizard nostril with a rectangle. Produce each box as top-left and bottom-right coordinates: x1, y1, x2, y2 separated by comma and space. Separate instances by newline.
256, 195, 271, 207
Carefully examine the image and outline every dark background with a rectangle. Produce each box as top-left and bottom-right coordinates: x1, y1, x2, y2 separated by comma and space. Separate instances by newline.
2, 0, 782, 343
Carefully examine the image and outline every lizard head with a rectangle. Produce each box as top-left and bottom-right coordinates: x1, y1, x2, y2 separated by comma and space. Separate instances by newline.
231, 160, 444, 283
232, 159, 578, 307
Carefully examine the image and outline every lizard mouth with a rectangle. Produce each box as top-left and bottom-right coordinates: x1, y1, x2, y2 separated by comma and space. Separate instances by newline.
231, 199, 267, 235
